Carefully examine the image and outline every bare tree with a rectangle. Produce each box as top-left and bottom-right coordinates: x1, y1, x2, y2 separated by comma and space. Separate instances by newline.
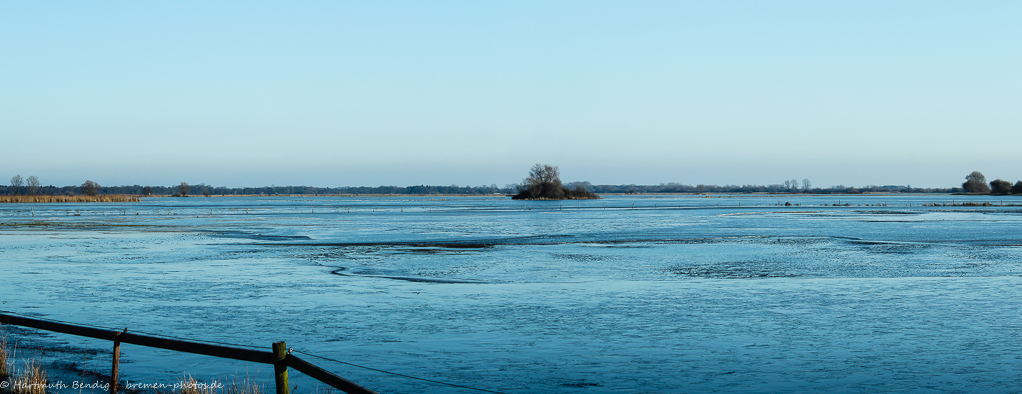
179, 182, 190, 196
527, 164, 560, 187
81, 180, 100, 196
962, 171, 991, 193
10, 175, 23, 195
801, 178, 812, 192
26, 176, 40, 195
518, 164, 564, 199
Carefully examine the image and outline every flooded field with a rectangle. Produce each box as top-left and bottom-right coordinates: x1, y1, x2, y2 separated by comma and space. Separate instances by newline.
2, 194, 1022, 393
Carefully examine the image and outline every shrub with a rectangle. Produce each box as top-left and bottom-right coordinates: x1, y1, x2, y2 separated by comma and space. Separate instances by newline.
1013, 181, 1022, 195
81, 180, 100, 196
565, 184, 598, 199
962, 171, 991, 193
990, 179, 1012, 195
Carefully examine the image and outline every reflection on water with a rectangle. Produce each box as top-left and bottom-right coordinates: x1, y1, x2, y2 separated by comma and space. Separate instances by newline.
2, 194, 1021, 393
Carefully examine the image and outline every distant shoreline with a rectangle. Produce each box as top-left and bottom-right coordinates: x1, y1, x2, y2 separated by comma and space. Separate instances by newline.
146, 193, 514, 198
3, 192, 1013, 202
0, 195, 140, 203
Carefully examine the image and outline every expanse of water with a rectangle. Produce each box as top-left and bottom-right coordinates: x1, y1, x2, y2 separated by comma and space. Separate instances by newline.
2, 194, 1022, 393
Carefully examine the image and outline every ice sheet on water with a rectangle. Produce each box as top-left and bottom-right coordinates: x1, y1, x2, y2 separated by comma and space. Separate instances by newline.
3, 195, 1022, 393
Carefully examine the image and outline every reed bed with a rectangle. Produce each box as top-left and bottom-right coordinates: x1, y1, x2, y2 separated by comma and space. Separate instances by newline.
0, 195, 139, 203
924, 201, 1022, 207
1, 331, 47, 394
178, 375, 214, 394
9, 360, 47, 394
223, 375, 264, 394
176, 374, 266, 394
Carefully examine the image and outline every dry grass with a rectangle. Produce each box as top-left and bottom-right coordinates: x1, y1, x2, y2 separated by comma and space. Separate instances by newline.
176, 374, 265, 394
0, 195, 140, 203
10, 359, 47, 394
0, 331, 50, 394
178, 375, 215, 394
0, 332, 9, 381
223, 375, 263, 394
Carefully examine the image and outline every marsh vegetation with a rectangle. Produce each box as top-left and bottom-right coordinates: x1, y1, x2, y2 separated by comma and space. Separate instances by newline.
0, 195, 140, 203
0, 333, 47, 394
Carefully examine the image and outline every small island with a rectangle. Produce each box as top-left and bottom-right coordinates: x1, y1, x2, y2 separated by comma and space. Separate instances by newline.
960, 171, 1022, 195
511, 164, 600, 200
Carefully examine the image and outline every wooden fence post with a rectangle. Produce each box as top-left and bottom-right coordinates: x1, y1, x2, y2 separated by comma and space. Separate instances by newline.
273, 341, 290, 394
111, 329, 126, 394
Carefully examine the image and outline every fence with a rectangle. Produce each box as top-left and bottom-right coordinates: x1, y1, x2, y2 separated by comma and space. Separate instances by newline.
0, 312, 378, 394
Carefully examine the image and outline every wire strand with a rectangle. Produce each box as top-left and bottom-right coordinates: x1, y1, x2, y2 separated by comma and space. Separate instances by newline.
293, 350, 508, 394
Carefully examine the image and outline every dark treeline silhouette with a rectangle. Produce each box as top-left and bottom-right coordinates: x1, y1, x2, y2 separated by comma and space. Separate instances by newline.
0, 183, 517, 196
0, 182, 962, 197
2, 170, 966, 197
961, 171, 1022, 195
584, 183, 960, 194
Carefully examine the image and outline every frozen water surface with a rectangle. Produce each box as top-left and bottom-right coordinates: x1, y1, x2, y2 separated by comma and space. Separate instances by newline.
2, 195, 1022, 393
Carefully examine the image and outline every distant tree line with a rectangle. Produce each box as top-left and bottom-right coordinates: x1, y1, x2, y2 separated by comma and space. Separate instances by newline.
579, 182, 959, 194
0, 178, 518, 196
961, 171, 1022, 194
4, 175, 109, 196
1, 174, 964, 197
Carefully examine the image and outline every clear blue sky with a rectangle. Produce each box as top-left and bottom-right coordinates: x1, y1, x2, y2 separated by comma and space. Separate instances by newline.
2, 1, 1020, 188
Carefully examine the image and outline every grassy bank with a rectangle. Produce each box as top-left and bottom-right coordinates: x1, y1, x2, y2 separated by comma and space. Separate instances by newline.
0, 195, 140, 203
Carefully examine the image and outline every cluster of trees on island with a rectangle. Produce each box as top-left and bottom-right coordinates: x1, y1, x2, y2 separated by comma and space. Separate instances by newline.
6, 168, 1012, 199
511, 164, 599, 200
961, 171, 1022, 194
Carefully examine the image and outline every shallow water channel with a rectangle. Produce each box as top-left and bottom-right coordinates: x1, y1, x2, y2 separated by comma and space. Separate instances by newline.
2, 194, 1021, 393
